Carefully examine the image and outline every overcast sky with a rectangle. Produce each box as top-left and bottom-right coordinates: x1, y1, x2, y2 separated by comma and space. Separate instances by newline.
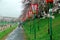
0, 0, 24, 18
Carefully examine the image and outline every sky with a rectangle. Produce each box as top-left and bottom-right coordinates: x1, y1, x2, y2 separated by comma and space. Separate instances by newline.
0, 0, 24, 18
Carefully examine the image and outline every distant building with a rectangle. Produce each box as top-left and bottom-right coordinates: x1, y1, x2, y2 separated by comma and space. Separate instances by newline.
0, 16, 17, 22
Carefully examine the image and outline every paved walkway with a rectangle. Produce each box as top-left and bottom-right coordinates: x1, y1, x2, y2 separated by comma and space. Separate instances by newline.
5, 26, 25, 40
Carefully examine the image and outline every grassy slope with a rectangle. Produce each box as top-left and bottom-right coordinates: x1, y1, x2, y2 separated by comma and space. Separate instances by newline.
23, 14, 60, 40
0, 24, 18, 40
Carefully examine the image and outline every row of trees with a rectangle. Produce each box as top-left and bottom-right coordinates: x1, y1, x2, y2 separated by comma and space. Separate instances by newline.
19, 0, 60, 22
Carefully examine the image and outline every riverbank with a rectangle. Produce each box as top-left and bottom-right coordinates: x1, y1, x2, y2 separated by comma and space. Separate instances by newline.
0, 24, 18, 40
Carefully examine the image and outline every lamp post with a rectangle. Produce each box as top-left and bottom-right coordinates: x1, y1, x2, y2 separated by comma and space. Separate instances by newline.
28, 10, 33, 34
32, 14, 36, 40
49, 3, 53, 40
31, 4, 38, 40
45, 0, 54, 40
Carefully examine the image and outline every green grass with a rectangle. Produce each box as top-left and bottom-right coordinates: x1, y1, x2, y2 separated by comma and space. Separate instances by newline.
0, 21, 16, 25
0, 23, 18, 40
0, 21, 9, 25
23, 14, 60, 40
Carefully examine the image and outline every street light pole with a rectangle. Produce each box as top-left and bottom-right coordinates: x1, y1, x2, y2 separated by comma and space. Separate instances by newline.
29, 19, 31, 40
49, 2, 53, 40
33, 14, 36, 40
45, 0, 53, 40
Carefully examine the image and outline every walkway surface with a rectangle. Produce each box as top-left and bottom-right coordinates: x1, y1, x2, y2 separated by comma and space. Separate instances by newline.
5, 26, 25, 40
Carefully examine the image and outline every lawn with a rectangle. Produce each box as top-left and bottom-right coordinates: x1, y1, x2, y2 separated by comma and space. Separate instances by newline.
0, 23, 18, 40
23, 14, 60, 40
